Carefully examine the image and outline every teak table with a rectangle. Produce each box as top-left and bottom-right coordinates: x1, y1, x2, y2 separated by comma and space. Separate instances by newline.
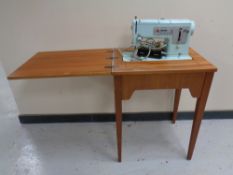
8, 48, 217, 162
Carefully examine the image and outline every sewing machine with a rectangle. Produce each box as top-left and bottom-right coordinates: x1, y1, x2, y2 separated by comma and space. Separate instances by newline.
122, 18, 195, 62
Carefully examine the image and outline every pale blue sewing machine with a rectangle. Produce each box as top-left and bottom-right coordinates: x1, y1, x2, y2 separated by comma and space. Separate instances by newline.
122, 18, 195, 62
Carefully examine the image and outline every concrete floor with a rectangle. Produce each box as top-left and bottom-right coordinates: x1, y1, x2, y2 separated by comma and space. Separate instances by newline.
1, 64, 233, 175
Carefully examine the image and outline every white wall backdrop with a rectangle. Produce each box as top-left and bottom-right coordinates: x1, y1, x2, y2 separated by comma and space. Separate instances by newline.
0, 0, 232, 114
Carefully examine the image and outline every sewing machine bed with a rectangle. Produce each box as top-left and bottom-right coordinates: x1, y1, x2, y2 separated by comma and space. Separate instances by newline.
121, 51, 192, 62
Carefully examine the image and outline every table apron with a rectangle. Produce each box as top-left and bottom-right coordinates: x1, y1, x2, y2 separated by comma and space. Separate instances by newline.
118, 72, 206, 100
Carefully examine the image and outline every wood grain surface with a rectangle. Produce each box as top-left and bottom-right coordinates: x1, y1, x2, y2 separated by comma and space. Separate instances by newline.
8, 48, 113, 79
120, 72, 206, 99
8, 48, 217, 79
112, 48, 217, 75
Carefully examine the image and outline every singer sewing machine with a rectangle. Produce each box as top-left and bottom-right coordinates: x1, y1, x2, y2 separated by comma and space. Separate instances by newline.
122, 18, 195, 62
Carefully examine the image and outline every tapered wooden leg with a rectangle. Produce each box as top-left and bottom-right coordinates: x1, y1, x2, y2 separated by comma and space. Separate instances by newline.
172, 89, 181, 124
114, 76, 122, 162
187, 73, 214, 160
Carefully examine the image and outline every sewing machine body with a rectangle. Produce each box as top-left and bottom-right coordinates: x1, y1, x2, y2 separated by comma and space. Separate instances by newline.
123, 19, 195, 62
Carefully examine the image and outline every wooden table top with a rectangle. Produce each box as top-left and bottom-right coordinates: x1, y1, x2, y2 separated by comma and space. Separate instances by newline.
8, 49, 113, 79
112, 48, 217, 75
8, 48, 217, 80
